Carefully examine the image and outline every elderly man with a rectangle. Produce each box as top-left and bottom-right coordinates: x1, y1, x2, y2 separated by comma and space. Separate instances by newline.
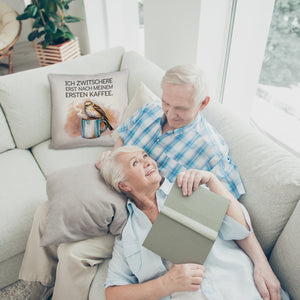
100, 145, 287, 300
97, 65, 244, 198
19, 65, 280, 300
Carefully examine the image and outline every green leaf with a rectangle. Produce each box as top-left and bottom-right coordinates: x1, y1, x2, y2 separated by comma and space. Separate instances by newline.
37, 30, 46, 38
32, 17, 43, 28
28, 5, 38, 18
49, 11, 61, 23
38, 0, 47, 9
44, 32, 53, 42
42, 40, 50, 48
28, 30, 39, 41
45, 21, 57, 33
45, 0, 58, 14
59, 25, 69, 33
16, 12, 29, 21
64, 31, 75, 40
24, 4, 33, 13
53, 0, 64, 10
64, 16, 82, 23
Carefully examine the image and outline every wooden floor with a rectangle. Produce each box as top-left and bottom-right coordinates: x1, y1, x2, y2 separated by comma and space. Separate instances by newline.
0, 41, 40, 76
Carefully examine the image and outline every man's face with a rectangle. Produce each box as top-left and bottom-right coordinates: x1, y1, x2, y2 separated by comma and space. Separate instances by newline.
117, 150, 162, 193
161, 83, 201, 129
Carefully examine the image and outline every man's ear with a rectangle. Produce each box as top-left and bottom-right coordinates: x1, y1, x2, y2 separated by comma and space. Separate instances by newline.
118, 182, 131, 193
199, 96, 210, 111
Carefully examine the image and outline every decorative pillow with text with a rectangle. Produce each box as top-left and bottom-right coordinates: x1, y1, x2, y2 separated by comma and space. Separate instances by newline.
49, 70, 129, 149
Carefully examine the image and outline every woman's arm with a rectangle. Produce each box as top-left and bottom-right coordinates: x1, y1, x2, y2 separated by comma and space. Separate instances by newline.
106, 264, 205, 300
236, 233, 281, 300
177, 169, 281, 300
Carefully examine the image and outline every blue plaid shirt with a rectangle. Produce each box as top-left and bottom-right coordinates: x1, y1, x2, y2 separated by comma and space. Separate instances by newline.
118, 101, 245, 199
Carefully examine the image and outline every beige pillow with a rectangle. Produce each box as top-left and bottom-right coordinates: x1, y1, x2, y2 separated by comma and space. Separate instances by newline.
49, 70, 129, 149
41, 164, 128, 246
112, 81, 160, 141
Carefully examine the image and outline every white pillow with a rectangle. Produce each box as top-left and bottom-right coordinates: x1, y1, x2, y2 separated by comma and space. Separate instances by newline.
49, 70, 129, 149
111, 81, 161, 141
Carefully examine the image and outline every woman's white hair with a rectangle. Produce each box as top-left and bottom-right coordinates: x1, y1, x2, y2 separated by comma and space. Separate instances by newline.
161, 64, 209, 105
100, 145, 144, 193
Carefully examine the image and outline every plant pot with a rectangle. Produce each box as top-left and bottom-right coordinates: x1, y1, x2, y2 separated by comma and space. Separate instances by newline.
34, 37, 80, 67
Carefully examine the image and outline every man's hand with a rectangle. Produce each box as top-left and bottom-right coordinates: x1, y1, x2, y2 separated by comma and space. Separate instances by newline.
161, 264, 205, 294
176, 169, 213, 196
254, 263, 281, 300
95, 150, 112, 170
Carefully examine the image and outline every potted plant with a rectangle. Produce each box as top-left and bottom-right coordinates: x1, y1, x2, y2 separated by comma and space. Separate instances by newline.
17, 0, 82, 66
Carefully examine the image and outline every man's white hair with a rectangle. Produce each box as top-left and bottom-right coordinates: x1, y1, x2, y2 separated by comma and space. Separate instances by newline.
100, 145, 144, 193
161, 64, 209, 105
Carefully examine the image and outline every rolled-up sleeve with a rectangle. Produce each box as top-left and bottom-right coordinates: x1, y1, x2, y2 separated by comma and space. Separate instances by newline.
104, 238, 138, 288
218, 204, 253, 241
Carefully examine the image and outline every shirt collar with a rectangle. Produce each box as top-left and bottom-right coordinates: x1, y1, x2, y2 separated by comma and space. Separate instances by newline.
126, 178, 173, 213
159, 112, 202, 135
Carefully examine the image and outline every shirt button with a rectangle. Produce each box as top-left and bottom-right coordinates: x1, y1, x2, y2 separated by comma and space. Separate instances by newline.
157, 138, 160, 142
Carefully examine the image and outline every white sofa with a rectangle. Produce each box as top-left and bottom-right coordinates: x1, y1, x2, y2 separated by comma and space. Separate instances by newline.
0, 47, 299, 300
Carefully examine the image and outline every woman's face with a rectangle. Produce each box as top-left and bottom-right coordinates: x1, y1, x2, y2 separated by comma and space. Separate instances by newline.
116, 150, 162, 193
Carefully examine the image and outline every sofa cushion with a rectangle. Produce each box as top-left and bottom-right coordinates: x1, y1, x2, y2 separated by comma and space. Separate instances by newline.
41, 164, 127, 246
120, 51, 164, 103
0, 105, 14, 153
269, 201, 300, 300
89, 258, 111, 300
111, 81, 160, 141
31, 139, 107, 176
48, 70, 129, 149
0, 47, 125, 150
0, 149, 47, 263
202, 101, 300, 255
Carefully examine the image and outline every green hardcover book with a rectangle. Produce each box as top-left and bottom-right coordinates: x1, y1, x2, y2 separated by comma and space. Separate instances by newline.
143, 184, 230, 264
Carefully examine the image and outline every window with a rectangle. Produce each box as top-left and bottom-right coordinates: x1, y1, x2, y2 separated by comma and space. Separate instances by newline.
250, 0, 300, 156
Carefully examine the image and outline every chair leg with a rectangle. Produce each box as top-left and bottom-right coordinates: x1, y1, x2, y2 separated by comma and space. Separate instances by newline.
8, 52, 13, 74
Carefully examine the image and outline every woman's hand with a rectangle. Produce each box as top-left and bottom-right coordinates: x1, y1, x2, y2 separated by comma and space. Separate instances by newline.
160, 264, 205, 294
176, 169, 214, 196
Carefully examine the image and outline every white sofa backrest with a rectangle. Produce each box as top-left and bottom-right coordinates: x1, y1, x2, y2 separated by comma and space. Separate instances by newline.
0, 105, 15, 153
120, 51, 164, 101
203, 101, 300, 255
0, 47, 125, 150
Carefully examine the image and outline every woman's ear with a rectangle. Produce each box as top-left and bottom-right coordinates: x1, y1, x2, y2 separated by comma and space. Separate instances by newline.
118, 182, 131, 193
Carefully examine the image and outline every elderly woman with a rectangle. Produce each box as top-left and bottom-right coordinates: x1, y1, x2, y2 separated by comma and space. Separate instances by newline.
100, 145, 287, 300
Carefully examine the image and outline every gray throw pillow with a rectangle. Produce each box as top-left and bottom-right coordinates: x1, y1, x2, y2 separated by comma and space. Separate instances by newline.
41, 164, 128, 246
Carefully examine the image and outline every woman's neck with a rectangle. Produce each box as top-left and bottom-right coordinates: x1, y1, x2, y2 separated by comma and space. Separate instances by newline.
130, 186, 160, 224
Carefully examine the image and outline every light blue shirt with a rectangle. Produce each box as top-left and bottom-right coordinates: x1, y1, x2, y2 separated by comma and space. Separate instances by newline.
118, 101, 245, 199
105, 180, 268, 300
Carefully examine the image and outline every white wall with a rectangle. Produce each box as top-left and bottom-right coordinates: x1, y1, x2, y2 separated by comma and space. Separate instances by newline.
82, 0, 108, 54
143, 0, 233, 103
143, 0, 202, 71
106, 0, 140, 51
